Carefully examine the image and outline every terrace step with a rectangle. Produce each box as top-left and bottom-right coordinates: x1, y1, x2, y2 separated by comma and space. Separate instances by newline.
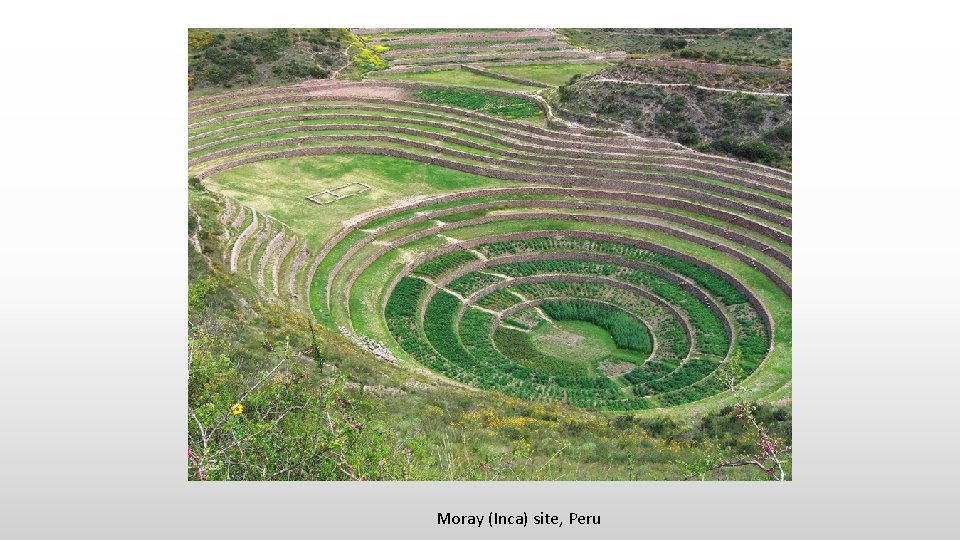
230, 210, 259, 273
190, 76, 790, 412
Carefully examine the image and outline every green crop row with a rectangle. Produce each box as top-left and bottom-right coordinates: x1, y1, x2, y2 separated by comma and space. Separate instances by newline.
413, 250, 479, 279
491, 326, 591, 378
447, 271, 503, 296
481, 257, 728, 356
383, 238, 772, 409
474, 289, 523, 311
538, 300, 652, 356
480, 238, 749, 305
413, 88, 543, 119
384, 280, 653, 408
430, 294, 623, 397
508, 281, 690, 362
634, 357, 721, 395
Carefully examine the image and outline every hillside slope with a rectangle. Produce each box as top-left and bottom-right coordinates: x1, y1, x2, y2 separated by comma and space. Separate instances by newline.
188, 28, 351, 93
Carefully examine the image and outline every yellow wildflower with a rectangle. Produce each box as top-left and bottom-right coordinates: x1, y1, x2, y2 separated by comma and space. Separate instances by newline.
231, 403, 244, 415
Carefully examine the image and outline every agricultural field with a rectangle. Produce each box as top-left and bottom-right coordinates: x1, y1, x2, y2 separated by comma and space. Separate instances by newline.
484, 63, 609, 86
357, 28, 621, 73
188, 27, 792, 481
366, 68, 542, 90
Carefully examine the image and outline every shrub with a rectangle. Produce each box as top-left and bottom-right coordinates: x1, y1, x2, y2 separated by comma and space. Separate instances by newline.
727, 28, 764, 38
663, 94, 687, 113
765, 122, 792, 143
672, 47, 780, 67
201, 48, 256, 84
709, 137, 784, 165
660, 37, 688, 50
229, 29, 290, 61
272, 60, 329, 80
677, 131, 700, 145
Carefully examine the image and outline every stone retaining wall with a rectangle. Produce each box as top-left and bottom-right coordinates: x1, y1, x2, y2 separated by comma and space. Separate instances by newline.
195, 146, 792, 228
230, 211, 259, 273
460, 65, 552, 88
191, 124, 791, 197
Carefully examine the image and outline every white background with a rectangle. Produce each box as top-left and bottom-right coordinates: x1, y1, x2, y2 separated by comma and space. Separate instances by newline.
1, 1, 958, 537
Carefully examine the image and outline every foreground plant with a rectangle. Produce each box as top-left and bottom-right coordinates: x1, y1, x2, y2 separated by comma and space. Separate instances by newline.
187, 330, 409, 480
678, 351, 791, 480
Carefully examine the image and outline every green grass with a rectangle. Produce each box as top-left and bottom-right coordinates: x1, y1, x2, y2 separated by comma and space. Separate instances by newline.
205, 154, 518, 249
366, 68, 540, 91
412, 89, 542, 119
538, 300, 653, 355
531, 319, 648, 372
493, 325, 591, 378
485, 63, 608, 86
192, 139, 792, 213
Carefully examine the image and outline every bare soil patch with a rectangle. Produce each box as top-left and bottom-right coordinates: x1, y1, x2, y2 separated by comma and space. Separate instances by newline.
598, 360, 637, 378
545, 330, 583, 347
304, 82, 412, 100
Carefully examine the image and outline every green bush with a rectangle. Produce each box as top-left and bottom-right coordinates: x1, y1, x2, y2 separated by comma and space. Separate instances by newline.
727, 28, 764, 38
663, 94, 687, 113
660, 37, 688, 50
765, 122, 792, 143
708, 137, 784, 165
272, 60, 329, 80
189, 28, 347, 90
229, 29, 290, 61
673, 47, 780, 67
201, 48, 256, 84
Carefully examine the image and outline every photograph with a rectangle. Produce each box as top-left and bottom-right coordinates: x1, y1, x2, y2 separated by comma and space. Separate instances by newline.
187, 27, 793, 481
6, 2, 960, 537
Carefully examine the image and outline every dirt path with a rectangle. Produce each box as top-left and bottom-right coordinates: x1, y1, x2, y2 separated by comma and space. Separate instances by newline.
590, 78, 792, 97
529, 92, 685, 146
330, 45, 354, 80
626, 58, 790, 75
416, 275, 513, 320
466, 248, 487, 260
